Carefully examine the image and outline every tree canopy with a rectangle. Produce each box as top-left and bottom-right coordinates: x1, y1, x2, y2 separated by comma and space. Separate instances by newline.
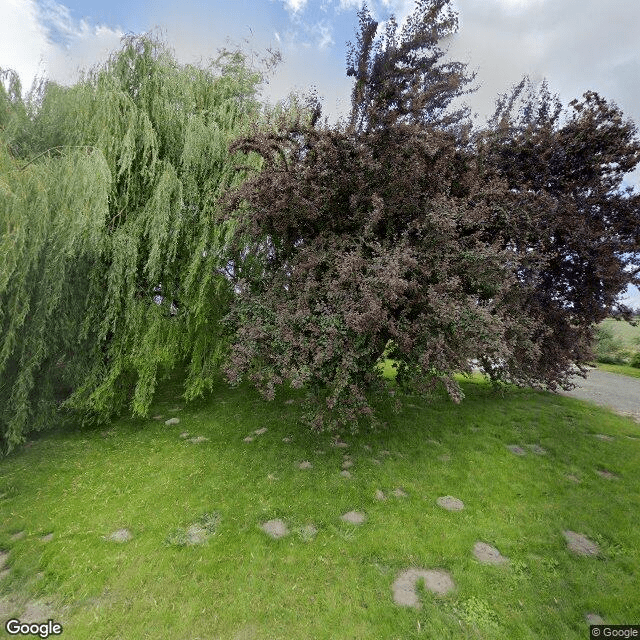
220, 0, 640, 432
0, 35, 299, 453
1, 2, 639, 450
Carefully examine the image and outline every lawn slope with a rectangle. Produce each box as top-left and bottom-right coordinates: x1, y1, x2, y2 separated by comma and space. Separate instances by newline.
1, 374, 639, 639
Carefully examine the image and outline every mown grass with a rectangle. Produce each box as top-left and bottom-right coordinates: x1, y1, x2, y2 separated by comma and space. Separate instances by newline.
599, 317, 640, 348
595, 363, 640, 379
594, 318, 640, 375
1, 368, 639, 639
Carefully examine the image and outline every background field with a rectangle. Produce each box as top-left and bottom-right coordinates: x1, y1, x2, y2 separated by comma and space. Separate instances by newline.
599, 318, 640, 348
594, 318, 640, 369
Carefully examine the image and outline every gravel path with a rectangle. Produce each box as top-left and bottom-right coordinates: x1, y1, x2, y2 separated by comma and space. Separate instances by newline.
557, 368, 640, 423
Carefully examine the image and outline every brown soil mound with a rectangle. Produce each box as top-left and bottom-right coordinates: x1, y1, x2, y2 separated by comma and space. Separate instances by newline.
261, 519, 288, 539
585, 613, 604, 625
107, 529, 132, 543
563, 530, 599, 556
341, 511, 366, 525
506, 445, 526, 456
525, 444, 547, 455
392, 568, 455, 607
21, 600, 56, 623
473, 542, 509, 565
596, 469, 619, 479
436, 496, 464, 511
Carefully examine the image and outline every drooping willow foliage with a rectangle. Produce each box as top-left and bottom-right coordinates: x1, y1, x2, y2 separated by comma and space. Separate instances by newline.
0, 35, 308, 453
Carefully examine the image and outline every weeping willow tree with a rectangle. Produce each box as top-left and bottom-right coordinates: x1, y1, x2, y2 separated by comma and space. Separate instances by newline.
0, 34, 310, 454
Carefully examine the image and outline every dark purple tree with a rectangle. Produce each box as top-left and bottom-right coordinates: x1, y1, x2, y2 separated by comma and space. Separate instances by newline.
220, 1, 640, 432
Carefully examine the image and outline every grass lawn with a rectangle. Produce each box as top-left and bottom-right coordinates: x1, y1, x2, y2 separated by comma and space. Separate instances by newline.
595, 363, 640, 379
599, 317, 640, 349
1, 369, 639, 639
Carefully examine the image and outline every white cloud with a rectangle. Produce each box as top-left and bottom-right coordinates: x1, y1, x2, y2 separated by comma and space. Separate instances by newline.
0, 0, 123, 94
337, 0, 361, 10
0, 0, 49, 92
284, 0, 309, 14
312, 21, 335, 49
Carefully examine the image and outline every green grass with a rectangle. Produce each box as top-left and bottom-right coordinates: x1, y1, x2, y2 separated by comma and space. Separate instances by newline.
593, 318, 640, 374
1, 370, 639, 639
599, 317, 640, 348
595, 363, 640, 379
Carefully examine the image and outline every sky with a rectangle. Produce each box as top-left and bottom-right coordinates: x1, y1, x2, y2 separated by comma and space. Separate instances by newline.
1, 0, 639, 307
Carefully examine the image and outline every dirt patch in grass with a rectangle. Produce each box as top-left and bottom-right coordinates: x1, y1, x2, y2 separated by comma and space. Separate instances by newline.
340, 470, 352, 478
297, 461, 312, 470
525, 444, 547, 455
437, 496, 464, 511
585, 613, 604, 625
21, 600, 56, 623
0, 596, 20, 618
473, 542, 509, 565
261, 519, 288, 539
167, 513, 220, 546
164, 418, 180, 426
188, 436, 209, 444
563, 530, 599, 556
40, 533, 53, 542
185, 524, 207, 544
393, 488, 408, 498
107, 529, 132, 543
596, 469, 619, 480
392, 568, 455, 607
594, 434, 614, 442
299, 524, 317, 541
506, 445, 526, 456
341, 460, 353, 469
0, 598, 61, 624
341, 511, 366, 525
254, 427, 268, 435
375, 490, 386, 501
